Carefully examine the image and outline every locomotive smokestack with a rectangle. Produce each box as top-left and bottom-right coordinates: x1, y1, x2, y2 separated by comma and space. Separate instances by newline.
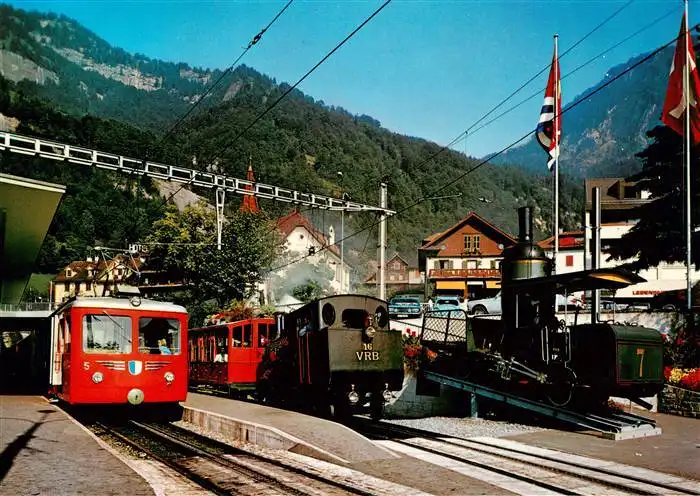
518, 206, 533, 242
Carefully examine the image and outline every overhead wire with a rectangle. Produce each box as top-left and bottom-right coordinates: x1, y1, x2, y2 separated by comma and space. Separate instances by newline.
160, 0, 393, 208
158, 0, 295, 146
157, 0, 296, 208
463, 0, 635, 137
267, 23, 697, 274
467, 3, 682, 139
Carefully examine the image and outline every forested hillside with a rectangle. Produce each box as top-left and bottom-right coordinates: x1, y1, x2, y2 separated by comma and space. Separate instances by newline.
0, 4, 584, 276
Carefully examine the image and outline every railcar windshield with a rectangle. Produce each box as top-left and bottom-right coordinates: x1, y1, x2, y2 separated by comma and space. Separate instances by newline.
83, 314, 132, 353
138, 317, 181, 354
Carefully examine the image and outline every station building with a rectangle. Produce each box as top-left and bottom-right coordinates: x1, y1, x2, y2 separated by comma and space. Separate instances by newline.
0, 173, 65, 393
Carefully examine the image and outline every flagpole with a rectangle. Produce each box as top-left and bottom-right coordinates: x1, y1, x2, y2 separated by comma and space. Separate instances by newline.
554, 34, 560, 275
684, 0, 692, 312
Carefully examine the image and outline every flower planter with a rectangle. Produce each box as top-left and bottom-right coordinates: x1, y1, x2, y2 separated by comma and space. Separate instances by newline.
658, 384, 700, 418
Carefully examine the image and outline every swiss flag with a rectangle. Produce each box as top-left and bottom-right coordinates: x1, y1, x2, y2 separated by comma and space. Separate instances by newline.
662, 13, 700, 144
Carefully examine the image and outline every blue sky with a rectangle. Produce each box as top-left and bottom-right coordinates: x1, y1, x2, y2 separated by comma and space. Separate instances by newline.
7, 0, 690, 157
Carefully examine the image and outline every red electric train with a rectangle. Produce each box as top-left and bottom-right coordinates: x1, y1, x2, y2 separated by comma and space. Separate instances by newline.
188, 317, 276, 396
49, 294, 189, 410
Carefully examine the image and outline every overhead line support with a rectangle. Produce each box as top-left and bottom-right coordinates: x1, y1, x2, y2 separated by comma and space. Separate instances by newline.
0, 131, 395, 215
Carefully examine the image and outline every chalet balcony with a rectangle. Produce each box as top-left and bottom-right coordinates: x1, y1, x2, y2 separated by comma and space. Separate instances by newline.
428, 268, 501, 280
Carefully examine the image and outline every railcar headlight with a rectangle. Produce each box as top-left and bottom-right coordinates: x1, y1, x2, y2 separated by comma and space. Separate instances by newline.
92, 372, 104, 384
364, 326, 376, 340
348, 385, 360, 405
164, 371, 175, 383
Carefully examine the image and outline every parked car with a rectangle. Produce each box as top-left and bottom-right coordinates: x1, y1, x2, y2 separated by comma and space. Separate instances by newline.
388, 295, 423, 319
467, 291, 582, 315
467, 291, 502, 315
433, 295, 463, 313
650, 289, 686, 311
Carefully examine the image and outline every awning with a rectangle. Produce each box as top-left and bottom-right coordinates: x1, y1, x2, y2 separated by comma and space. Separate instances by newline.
486, 280, 501, 289
436, 281, 466, 290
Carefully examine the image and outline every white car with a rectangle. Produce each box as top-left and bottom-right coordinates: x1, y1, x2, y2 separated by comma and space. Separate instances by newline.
467, 291, 582, 315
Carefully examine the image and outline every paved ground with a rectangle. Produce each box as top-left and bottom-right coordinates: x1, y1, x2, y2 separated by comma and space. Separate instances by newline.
506, 411, 700, 480
0, 395, 154, 496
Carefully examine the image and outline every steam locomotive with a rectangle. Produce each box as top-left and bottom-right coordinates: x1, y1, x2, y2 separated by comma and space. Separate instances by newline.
422, 206, 664, 410
256, 295, 404, 419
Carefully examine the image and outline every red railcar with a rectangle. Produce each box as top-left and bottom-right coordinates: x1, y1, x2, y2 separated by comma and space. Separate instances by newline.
49, 295, 189, 407
188, 317, 276, 396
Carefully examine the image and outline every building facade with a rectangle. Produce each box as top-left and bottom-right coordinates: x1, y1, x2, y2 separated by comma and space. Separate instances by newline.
363, 253, 424, 296
272, 209, 351, 298
419, 212, 517, 299
543, 177, 700, 301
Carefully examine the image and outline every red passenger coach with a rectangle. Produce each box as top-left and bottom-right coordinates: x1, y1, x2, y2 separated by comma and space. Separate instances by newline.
49, 295, 189, 407
188, 317, 276, 396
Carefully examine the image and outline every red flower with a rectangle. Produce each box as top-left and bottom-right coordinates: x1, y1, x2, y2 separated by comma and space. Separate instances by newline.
664, 366, 672, 381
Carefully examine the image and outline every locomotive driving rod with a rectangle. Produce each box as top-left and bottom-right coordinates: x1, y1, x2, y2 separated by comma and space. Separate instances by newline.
489, 354, 548, 384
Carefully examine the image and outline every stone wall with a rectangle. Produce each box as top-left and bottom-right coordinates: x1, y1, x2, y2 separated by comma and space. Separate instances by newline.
658, 385, 700, 418
384, 372, 472, 418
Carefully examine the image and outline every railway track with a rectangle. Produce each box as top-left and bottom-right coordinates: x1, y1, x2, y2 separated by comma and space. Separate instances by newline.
94, 420, 371, 495
351, 418, 700, 496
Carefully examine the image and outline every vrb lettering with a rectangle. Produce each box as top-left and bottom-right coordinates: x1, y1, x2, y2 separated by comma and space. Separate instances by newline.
355, 350, 381, 361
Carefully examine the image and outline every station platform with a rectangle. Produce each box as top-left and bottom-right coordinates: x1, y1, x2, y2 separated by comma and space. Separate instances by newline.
506, 410, 700, 480
0, 395, 154, 495
182, 393, 518, 495
184, 392, 401, 465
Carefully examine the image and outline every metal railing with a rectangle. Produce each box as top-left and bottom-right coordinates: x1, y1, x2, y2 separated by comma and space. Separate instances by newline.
0, 302, 57, 312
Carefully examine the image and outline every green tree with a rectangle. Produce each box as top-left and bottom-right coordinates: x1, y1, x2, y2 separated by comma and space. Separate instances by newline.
146, 202, 283, 309
606, 126, 700, 270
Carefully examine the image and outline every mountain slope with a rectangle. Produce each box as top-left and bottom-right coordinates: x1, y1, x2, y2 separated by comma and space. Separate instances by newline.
495, 44, 682, 177
0, 4, 584, 269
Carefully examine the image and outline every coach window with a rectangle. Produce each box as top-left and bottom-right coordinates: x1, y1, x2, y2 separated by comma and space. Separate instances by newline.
83, 314, 132, 353
138, 318, 181, 354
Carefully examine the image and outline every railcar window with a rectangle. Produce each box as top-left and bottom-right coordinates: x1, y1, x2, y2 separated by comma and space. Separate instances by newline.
232, 324, 252, 347
83, 314, 132, 353
138, 317, 181, 355
340, 309, 369, 329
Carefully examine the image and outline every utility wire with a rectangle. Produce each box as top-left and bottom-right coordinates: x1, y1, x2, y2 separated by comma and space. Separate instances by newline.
268, 24, 696, 274
212, 0, 392, 154
464, 0, 634, 137
467, 3, 681, 139
159, 0, 295, 146
157, 0, 295, 208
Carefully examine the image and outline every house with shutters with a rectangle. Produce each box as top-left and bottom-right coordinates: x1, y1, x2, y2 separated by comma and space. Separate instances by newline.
363, 253, 424, 295
273, 209, 351, 296
419, 212, 517, 300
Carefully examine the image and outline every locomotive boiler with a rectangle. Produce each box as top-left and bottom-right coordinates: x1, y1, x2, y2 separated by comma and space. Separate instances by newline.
257, 295, 404, 419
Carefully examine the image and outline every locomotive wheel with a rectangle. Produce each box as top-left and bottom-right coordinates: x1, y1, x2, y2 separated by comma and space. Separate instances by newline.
545, 365, 577, 408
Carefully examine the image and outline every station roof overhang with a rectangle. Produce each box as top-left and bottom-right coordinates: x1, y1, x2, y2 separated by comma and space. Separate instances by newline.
0, 173, 65, 304
505, 268, 646, 294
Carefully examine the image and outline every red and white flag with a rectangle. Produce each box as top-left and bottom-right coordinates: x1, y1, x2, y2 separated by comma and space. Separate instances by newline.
662, 13, 700, 144
536, 51, 561, 171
